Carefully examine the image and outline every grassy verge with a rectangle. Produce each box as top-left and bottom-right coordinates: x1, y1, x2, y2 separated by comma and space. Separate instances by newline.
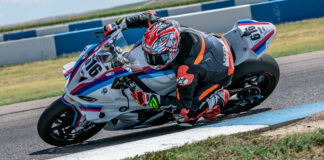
0, 0, 216, 33
0, 54, 79, 106
267, 17, 324, 57
0, 16, 324, 106
127, 129, 324, 159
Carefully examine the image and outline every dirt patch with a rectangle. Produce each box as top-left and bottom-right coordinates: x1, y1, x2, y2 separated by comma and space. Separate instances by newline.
262, 111, 324, 137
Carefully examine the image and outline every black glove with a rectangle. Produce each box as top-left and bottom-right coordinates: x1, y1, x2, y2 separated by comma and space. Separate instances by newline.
104, 17, 127, 37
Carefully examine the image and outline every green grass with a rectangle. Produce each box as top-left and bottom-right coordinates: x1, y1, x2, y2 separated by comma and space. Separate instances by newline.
0, 16, 324, 106
127, 129, 324, 160
0, 54, 79, 106
267, 17, 324, 57
0, 0, 217, 34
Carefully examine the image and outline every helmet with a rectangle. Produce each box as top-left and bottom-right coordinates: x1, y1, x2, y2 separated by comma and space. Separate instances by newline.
142, 20, 180, 69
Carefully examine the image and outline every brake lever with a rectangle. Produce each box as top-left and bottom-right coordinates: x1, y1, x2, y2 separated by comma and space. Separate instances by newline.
120, 79, 130, 110
120, 77, 137, 110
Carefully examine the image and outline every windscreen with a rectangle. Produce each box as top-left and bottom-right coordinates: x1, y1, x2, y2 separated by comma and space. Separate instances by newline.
97, 32, 133, 64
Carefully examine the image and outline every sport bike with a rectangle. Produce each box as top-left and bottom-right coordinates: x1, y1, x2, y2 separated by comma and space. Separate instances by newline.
37, 19, 280, 146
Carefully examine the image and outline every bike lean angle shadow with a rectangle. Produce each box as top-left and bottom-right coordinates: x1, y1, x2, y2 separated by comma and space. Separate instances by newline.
31, 108, 271, 156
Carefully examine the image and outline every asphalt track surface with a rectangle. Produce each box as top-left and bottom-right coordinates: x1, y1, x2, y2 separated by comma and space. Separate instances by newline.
0, 50, 323, 160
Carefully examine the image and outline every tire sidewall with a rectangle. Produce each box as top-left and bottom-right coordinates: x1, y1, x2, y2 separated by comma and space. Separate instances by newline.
222, 54, 280, 114
37, 98, 105, 146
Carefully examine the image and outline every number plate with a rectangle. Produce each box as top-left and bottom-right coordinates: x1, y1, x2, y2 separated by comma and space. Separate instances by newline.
236, 20, 276, 56
81, 55, 106, 78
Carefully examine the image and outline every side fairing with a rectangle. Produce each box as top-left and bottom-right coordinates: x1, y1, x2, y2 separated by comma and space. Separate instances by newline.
63, 62, 75, 79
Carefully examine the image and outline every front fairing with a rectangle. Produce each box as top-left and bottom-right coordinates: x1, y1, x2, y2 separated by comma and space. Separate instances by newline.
61, 31, 141, 122
61, 30, 177, 124
66, 31, 130, 97
65, 44, 132, 97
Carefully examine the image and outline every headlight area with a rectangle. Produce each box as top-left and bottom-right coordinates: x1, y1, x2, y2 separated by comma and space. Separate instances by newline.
78, 96, 98, 102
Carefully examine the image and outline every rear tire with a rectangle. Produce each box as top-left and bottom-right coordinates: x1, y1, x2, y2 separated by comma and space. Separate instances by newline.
37, 99, 106, 146
222, 54, 280, 114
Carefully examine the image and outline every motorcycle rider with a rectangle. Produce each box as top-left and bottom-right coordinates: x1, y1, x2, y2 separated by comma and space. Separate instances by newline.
104, 10, 234, 125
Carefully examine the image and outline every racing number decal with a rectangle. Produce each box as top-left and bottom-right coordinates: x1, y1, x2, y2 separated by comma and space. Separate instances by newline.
85, 58, 102, 77
245, 26, 261, 41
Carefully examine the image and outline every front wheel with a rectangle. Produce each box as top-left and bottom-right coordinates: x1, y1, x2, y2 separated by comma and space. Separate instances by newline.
222, 54, 280, 114
37, 99, 106, 146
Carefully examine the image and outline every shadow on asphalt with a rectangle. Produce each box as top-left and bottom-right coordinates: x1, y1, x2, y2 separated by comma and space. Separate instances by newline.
30, 108, 271, 156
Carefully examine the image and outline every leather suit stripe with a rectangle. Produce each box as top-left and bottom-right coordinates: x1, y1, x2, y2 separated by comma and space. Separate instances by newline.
221, 36, 234, 76
193, 35, 206, 65
198, 84, 221, 101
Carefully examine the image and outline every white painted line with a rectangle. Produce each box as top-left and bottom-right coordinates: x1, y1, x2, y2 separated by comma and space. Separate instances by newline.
234, 0, 268, 6
36, 25, 69, 37
51, 125, 267, 160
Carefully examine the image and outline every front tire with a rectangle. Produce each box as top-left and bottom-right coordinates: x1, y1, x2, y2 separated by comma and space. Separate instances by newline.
37, 99, 106, 146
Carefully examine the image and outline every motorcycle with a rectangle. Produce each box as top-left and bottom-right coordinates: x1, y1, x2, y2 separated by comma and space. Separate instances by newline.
37, 19, 280, 146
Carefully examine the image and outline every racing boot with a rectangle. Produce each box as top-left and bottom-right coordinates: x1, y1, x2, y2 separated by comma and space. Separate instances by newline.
173, 89, 230, 126
203, 89, 230, 120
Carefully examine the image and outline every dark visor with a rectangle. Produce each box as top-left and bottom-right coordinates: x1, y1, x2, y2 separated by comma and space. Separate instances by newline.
144, 50, 169, 66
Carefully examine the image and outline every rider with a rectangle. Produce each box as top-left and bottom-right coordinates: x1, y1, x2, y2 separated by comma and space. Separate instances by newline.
104, 10, 234, 125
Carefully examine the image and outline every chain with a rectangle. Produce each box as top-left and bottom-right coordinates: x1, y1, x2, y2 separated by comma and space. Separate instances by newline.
228, 86, 261, 94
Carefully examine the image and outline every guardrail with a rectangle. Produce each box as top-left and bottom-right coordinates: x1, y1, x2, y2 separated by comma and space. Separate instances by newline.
1, 0, 323, 65
0, 0, 268, 42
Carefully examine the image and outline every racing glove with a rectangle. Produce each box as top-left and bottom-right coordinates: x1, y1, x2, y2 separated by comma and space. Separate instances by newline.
104, 17, 127, 37
132, 91, 161, 109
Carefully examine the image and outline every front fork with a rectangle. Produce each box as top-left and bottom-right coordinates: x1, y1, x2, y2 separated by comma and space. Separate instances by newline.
61, 94, 82, 127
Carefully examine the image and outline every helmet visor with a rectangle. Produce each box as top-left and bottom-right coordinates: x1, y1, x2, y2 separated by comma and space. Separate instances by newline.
144, 50, 170, 66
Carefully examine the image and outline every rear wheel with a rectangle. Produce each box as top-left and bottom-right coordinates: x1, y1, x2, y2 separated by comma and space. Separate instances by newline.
222, 54, 280, 114
37, 99, 106, 146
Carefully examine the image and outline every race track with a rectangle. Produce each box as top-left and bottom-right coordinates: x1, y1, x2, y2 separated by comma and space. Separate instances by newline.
0, 50, 323, 160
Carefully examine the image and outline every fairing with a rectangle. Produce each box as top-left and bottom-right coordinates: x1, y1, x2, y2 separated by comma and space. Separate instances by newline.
61, 19, 276, 129
61, 31, 176, 125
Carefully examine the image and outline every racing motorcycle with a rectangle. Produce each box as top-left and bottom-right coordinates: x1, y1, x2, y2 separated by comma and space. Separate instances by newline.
37, 19, 280, 146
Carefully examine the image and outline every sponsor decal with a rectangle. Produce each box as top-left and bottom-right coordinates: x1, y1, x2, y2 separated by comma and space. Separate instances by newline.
149, 96, 159, 109
119, 106, 128, 112
177, 65, 194, 86
102, 88, 108, 95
